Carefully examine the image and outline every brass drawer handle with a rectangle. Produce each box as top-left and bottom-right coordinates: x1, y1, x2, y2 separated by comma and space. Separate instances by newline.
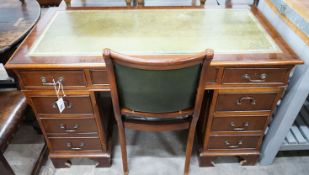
236, 96, 256, 105
230, 122, 249, 131
224, 140, 243, 148
60, 124, 79, 133
52, 100, 72, 109
66, 142, 84, 150
40, 76, 64, 86
242, 73, 267, 83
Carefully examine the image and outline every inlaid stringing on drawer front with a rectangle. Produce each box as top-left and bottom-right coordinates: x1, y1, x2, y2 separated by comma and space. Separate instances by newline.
211, 116, 268, 132
208, 136, 261, 150
19, 70, 87, 88
41, 118, 98, 135
31, 96, 94, 115
215, 93, 277, 112
222, 68, 289, 84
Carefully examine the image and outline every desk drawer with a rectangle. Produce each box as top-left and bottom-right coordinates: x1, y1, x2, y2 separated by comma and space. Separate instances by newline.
31, 96, 93, 115
222, 68, 289, 85
89, 70, 109, 85
215, 93, 277, 112
211, 116, 267, 132
49, 137, 101, 152
41, 118, 98, 135
19, 70, 87, 88
208, 136, 260, 150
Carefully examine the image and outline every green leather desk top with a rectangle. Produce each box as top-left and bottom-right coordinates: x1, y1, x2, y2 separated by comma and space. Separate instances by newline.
28, 9, 282, 56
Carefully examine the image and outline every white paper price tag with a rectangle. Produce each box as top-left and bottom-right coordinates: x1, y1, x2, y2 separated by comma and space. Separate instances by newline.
56, 97, 65, 113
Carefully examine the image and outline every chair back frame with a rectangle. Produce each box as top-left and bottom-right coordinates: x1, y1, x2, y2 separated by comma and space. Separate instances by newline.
103, 48, 214, 175
103, 49, 214, 122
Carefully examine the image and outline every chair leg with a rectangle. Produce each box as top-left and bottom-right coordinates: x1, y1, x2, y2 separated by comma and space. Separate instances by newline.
184, 120, 198, 175
117, 121, 129, 175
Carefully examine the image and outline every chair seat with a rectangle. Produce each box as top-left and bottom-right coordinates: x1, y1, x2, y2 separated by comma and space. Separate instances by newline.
0, 91, 27, 150
123, 115, 191, 132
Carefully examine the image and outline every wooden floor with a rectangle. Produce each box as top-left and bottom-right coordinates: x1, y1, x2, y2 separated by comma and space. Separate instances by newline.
0, 0, 40, 54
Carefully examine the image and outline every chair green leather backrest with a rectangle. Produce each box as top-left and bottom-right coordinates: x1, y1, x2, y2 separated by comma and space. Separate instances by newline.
113, 62, 201, 113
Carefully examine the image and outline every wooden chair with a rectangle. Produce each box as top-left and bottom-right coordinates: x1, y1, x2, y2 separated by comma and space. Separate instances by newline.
0, 91, 27, 175
0, 90, 48, 175
103, 48, 214, 175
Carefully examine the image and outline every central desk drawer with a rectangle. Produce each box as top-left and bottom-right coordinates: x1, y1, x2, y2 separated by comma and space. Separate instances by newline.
208, 136, 260, 150
49, 137, 101, 152
41, 118, 98, 135
211, 116, 268, 132
19, 70, 87, 88
222, 68, 289, 85
89, 70, 109, 85
31, 96, 94, 115
215, 93, 277, 112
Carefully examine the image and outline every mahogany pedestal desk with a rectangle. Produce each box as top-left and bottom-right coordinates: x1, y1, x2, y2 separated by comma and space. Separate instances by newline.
5, 7, 303, 168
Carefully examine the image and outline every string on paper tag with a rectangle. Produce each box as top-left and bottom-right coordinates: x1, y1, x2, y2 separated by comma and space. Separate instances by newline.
53, 79, 66, 113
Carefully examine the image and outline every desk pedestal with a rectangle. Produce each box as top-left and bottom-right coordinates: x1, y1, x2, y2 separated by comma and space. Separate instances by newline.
20, 88, 113, 168
196, 67, 288, 166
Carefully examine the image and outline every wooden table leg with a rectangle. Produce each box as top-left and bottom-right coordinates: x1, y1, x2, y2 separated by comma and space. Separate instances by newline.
0, 151, 14, 175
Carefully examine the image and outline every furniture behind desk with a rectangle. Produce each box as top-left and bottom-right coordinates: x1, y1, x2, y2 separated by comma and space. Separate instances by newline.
5, 7, 303, 168
0, 0, 40, 61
